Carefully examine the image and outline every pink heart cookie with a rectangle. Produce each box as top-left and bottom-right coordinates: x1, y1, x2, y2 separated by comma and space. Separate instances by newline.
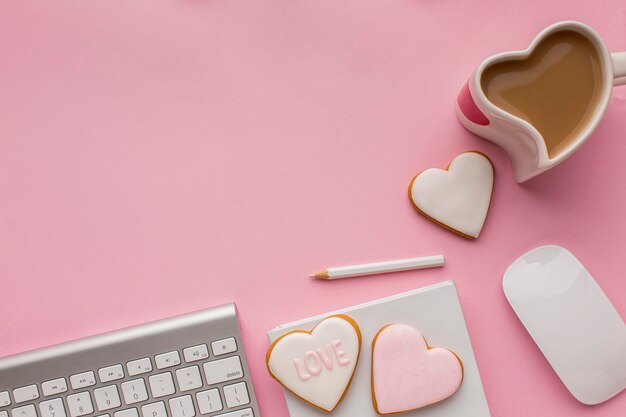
371, 324, 463, 414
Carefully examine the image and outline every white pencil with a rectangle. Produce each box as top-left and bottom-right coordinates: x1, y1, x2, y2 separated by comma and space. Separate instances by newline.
310, 255, 445, 280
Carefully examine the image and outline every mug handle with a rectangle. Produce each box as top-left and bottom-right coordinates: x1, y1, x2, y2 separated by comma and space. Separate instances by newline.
613, 52, 626, 86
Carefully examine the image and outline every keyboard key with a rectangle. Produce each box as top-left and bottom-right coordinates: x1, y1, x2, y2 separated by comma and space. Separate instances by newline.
140, 402, 166, 417
203, 356, 244, 385
121, 380, 148, 405
114, 409, 138, 417
196, 390, 222, 415
148, 373, 175, 398
223, 382, 250, 409
39, 398, 67, 417
183, 345, 209, 363
176, 366, 203, 392
94, 386, 121, 411
11, 405, 37, 417
13, 386, 39, 404
70, 372, 96, 390
1, 411, 8, 417
214, 409, 253, 417
127, 358, 152, 376
211, 338, 237, 356
168, 396, 195, 417
67, 392, 93, 417
96, 415, 110, 417
42, 379, 68, 397
155, 351, 180, 369
99, 365, 124, 383
0, 391, 11, 407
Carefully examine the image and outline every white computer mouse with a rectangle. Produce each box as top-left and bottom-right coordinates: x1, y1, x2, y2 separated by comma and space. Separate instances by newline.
503, 244, 626, 405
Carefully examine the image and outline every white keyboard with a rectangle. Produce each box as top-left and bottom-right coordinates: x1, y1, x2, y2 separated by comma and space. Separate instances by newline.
0, 304, 260, 417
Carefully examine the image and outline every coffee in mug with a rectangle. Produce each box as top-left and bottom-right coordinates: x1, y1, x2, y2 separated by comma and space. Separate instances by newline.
481, 30, 603, 159
456, 21, 626, 182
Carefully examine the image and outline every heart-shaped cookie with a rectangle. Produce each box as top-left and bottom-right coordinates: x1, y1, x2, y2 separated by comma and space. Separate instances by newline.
480, 29, 603, 160
371, 324, 463, 414
408, 151, 494, 239
266, 315, 362, 412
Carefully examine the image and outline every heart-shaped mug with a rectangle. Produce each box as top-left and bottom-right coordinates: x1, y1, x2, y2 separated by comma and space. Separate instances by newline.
456, 21, 626, 183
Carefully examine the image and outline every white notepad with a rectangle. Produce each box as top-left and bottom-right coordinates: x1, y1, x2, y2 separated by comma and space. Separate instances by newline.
267, 281, 491, 417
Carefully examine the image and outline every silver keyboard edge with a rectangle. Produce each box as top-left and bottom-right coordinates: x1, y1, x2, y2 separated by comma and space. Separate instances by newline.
0, 303, 237, 372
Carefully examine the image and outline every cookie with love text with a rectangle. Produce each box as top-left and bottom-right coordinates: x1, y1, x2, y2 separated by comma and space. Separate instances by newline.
371, 324, 464, 414
408, 151, 494, 239
266, 315, 362, 413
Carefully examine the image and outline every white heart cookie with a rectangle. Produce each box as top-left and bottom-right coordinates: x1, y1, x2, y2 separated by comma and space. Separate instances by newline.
266, 315, 362, 412
409, 151, 494, 239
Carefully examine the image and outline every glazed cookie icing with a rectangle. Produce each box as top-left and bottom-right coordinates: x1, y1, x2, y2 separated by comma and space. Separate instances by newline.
266, 315, 362, 412
372, 324, 463, 414
409, 151, 494, 239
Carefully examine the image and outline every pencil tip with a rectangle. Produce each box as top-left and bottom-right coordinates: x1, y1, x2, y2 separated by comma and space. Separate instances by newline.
310, 269, 329, 279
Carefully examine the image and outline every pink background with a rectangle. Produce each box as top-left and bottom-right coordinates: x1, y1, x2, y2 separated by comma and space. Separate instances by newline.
1, 1, 625, 416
